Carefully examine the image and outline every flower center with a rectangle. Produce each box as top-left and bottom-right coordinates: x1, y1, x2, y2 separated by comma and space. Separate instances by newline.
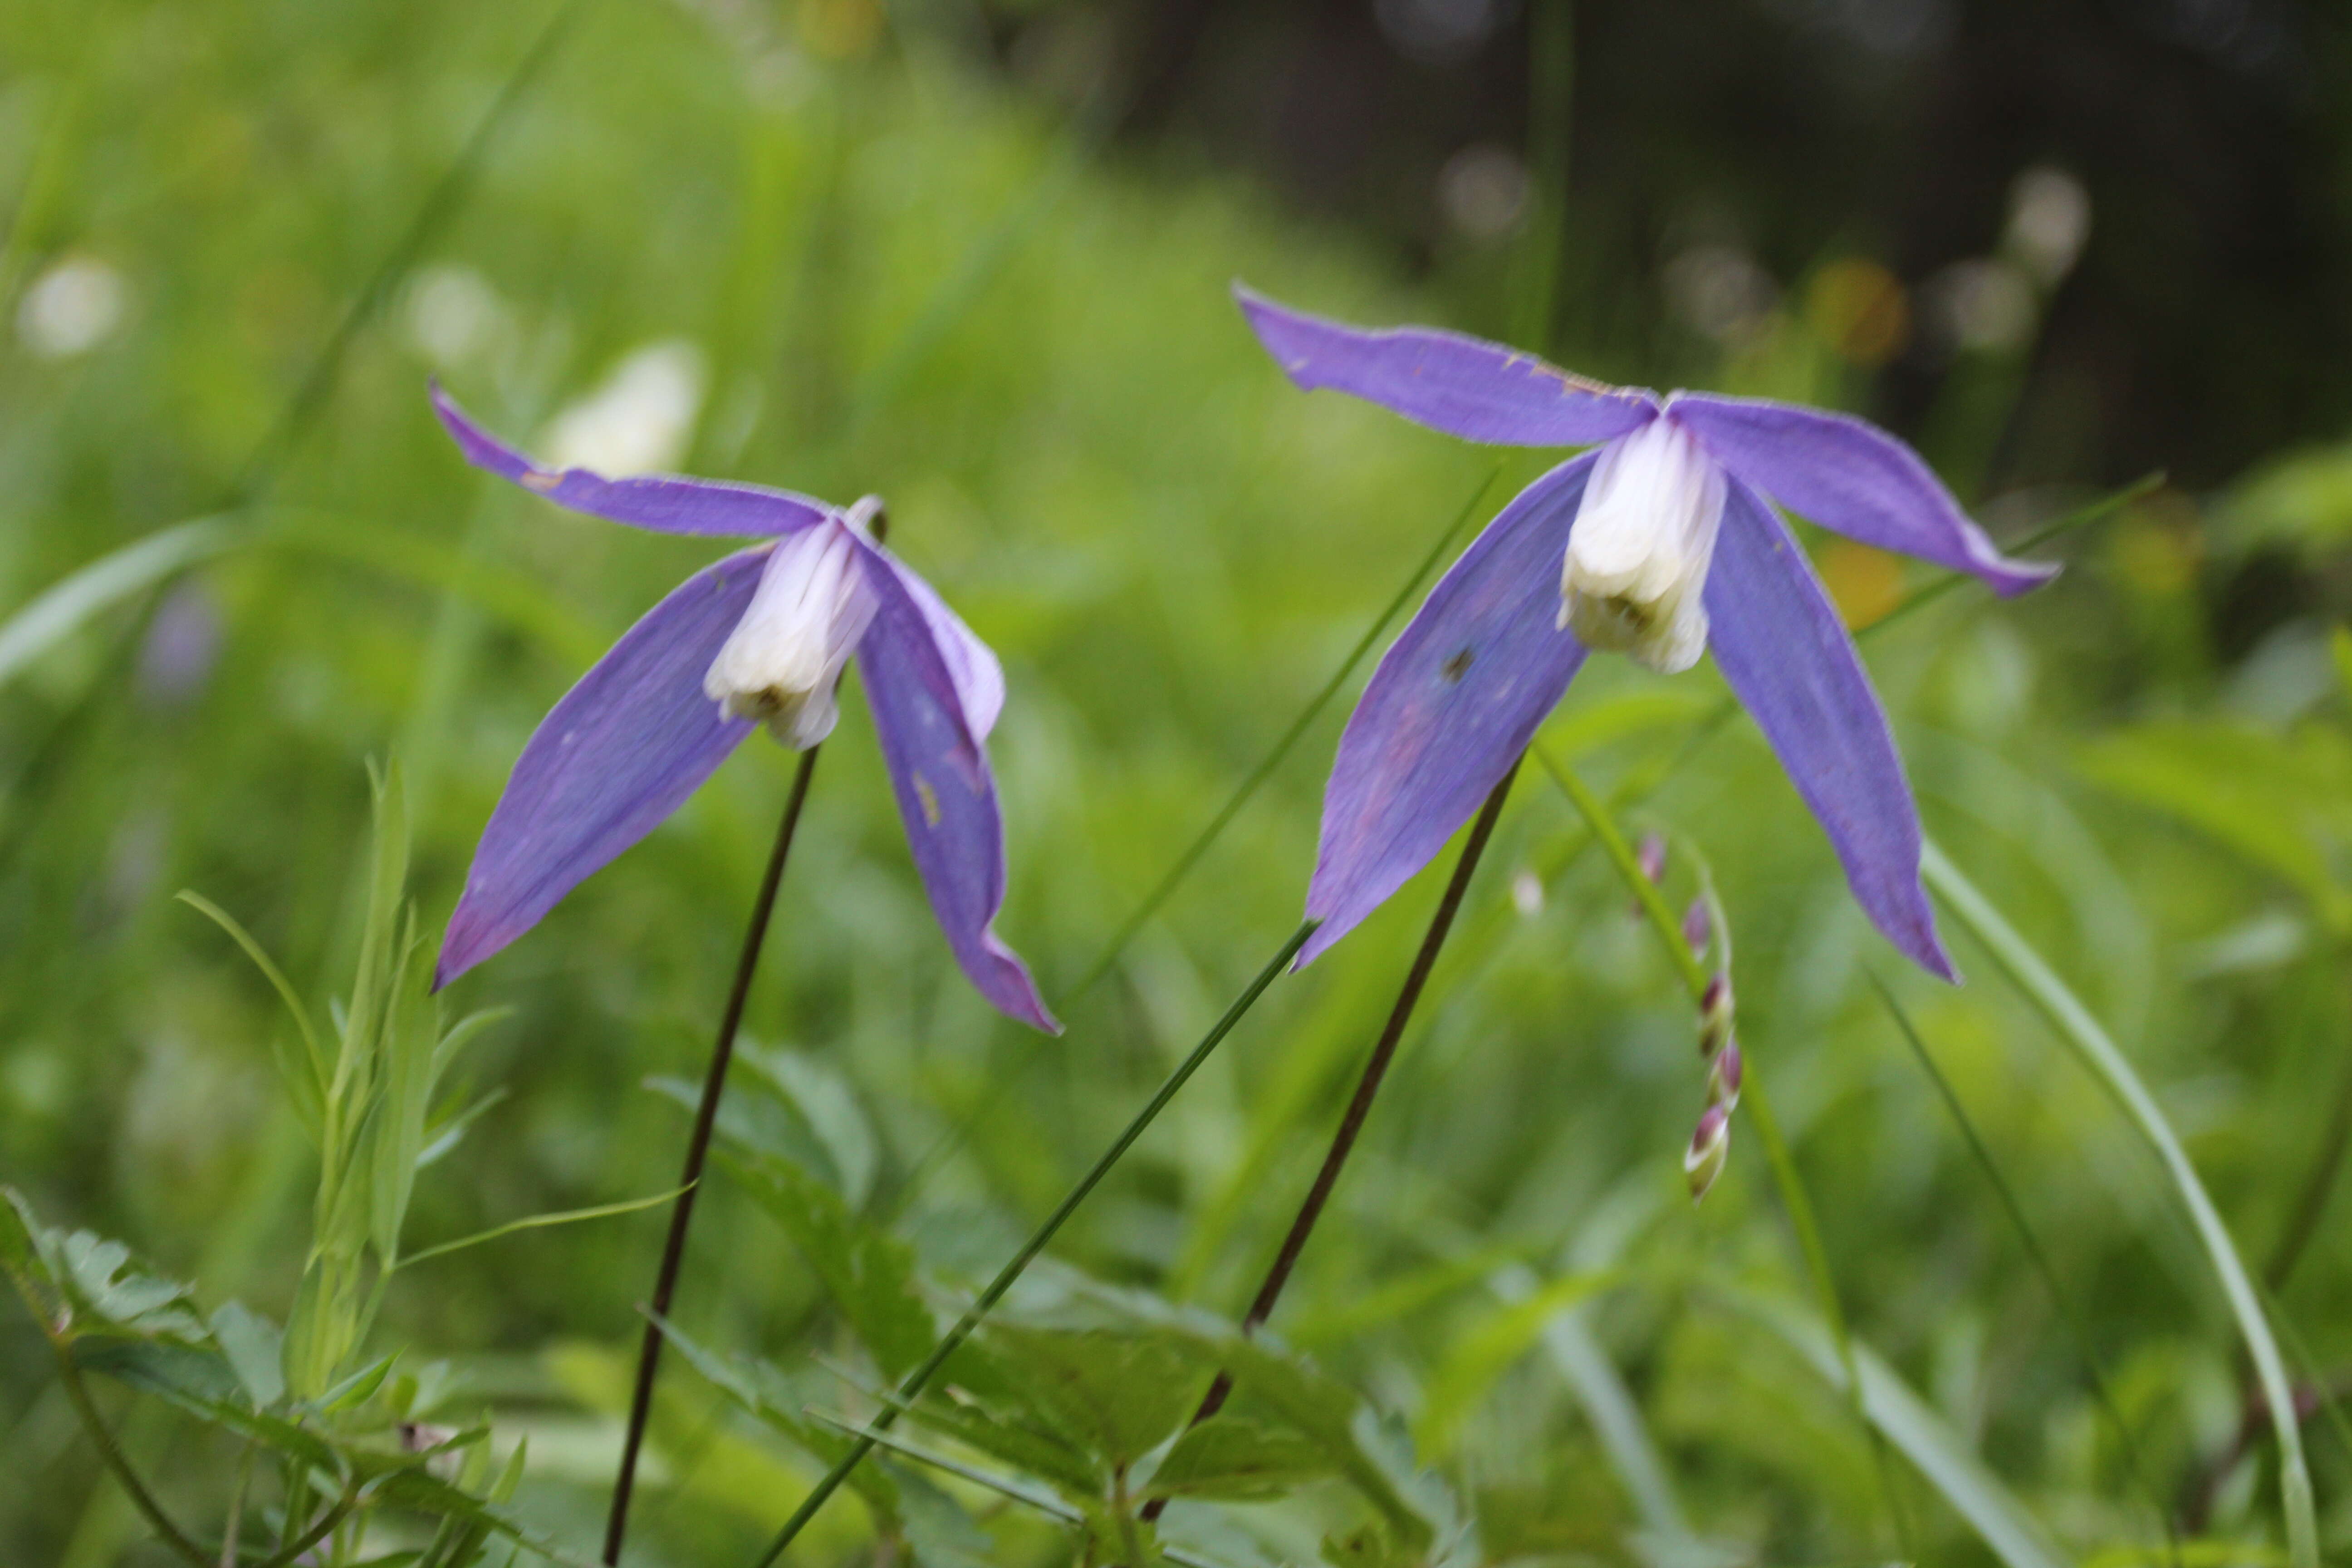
704, 500, 882, 747
1558, 415, 1725, 674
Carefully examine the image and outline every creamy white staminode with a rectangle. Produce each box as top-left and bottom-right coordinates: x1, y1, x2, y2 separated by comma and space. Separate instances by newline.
1558, 415, 1726, 674
704, 497, 882, 748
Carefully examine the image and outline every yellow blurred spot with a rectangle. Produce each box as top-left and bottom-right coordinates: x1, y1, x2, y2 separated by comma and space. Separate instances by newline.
2111, 495, 2203, 595
1806, 259, 1911, 367
915, 775, 941, 828
800, 0, 882, 58
1818, 539, 1905, 629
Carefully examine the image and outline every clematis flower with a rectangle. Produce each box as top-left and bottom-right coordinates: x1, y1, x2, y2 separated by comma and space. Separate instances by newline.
427, 388, 1058, 1034
1238, 287, 2058, 977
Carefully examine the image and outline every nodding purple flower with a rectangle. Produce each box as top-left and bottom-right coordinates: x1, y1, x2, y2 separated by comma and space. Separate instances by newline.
427, 388, 1058, 1035
1237, 287, 2059, 979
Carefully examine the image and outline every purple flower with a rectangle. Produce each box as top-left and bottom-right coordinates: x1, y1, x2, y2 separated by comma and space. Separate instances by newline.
1239, 288, 2059, 978
427, 388, 1058, 1034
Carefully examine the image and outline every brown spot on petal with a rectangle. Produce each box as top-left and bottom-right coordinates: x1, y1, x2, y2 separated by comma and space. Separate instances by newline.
521, 470, 561, 493
1441, 648, 1474, 683
915, 775, 942, 828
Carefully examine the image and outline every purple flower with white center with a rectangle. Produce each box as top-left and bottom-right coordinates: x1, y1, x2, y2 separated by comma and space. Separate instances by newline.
428, 388, 1058, 1034
1238, 286, 2060, 979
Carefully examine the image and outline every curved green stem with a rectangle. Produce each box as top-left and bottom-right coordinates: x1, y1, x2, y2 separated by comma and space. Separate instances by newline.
747, 920, 1318, 1568
52, 1343, 211, 1568
1923, 840, 2318, 1568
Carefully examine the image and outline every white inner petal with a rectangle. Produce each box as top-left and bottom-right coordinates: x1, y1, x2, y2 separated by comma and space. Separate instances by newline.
1559, 415, 1726, 674
704, 516, 878, 748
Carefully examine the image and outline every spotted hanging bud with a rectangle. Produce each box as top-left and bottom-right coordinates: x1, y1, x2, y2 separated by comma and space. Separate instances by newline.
1706, 1039, 1743, 1112
1685, 1104, 1731, 1202
1698, 971, 1735, 1057
1681, 897, 1711, 961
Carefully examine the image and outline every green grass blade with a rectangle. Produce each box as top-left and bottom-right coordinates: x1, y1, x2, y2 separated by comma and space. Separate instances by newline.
1722, 1283, 2071, 1568
1870, 972, 2174, 1555
0, 518, 245, 691
176, 890, 329, 1119
397, 1186, 687, 1271
1922, 839, 2318, 1568
748, 919, 1317, 1568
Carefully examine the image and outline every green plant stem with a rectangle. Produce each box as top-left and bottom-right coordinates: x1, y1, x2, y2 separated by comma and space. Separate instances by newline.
1868, 972, 2176, 1558
748, 919, 1318, 1568
606, 747, 819, 1565
254, 1481, 360, 1568
50, 1344, 211, 1568
1922, 840, 2318, 1568
887, 468, 1498, 1208
1140, 759, 1522, 1526
1537, 745, 1911, 1555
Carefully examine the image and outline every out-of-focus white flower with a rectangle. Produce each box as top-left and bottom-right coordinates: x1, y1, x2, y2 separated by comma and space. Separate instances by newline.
1924, 258, 2038, 353
544, 339, 707, 476
1438, 144, 1529, 243
1663, 245, 1777, 346
405, 264, 513, 368
2004, 166, 2091, 286
18, 256, 126, 359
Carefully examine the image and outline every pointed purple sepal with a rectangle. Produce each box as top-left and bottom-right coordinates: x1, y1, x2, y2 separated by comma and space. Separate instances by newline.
1235, 285, 1660, 449
1705, 480, 1955, 980
853, 540, 1058, 1034
436, 547, 769, 987
1299, 454, 1598, 966
432, 385, 831, 538
1669, 394, 2058, 596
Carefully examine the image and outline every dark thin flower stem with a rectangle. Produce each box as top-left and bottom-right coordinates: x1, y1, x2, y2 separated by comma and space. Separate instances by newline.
1140, 759, 1522, 1525
749, 919, 1319, 1568
51, 1340, 211, 1568
2265, 1014, 2352, 1292
604, 746, 821, 1565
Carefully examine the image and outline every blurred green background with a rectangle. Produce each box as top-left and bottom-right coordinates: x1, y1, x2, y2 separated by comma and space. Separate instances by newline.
3, 0, 2351, 1563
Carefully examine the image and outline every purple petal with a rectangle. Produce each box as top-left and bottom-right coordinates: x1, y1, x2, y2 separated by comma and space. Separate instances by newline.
853, 540, 1058, 1034
436, 548, 767, 986
1669, 395, 2058, 596
432, 385, 830, 538
865, 544, 1005, 741
1705, 479, 1955, 980
1300, 455, 1597, 966
1235, 285, 1659, 448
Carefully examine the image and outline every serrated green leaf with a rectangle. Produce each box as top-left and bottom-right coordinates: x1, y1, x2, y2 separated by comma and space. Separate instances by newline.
880, 1456, 995, 1568
1144, 1415, 1331, 1500
211, 1300, 286, 1407
75, 1338, 343, 1470
719, 1147, 935, 1381
741, 1046, 879, 1207
981, 1322, 1208, 1469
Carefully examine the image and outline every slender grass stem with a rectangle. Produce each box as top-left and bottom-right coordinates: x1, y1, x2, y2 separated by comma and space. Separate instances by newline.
1923, 840, 2319, 1568
1536, 745, 1912, 1555
51, 1343, 211, 1568
748, 919, 1318, 1568
1868, 972, 2177, 1559
887, 469, 1499, 1210
604, 747, 820, 1565
1140, 759, 1522, 1525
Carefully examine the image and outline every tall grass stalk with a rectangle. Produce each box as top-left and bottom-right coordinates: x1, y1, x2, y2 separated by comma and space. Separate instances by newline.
1922, 840, 2319, 1568
748, 918, 1318, 1568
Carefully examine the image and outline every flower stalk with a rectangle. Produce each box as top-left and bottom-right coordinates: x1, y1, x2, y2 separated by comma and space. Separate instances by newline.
1140, 758, 1522, 1525
603, 745, 820, 1565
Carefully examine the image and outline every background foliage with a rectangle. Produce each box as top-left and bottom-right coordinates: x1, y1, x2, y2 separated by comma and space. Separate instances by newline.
2, 0, 2349, 1564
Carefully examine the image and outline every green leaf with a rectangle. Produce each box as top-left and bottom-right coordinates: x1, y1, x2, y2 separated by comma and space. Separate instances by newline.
1721, 1283, 2067, 1568
74, 1338, 341, 1470
1412, 1269, 1617, 1455
740, 1045, 879, 1207
397, 1185, 684, 1270
210, 1300, 286, 1407
176, 889, 328, 1125
1925, 840, 2319, 1568
719, 1147, 935, 1382
1144, 1416, 1332, 1501
980, 1322, 1209, 1470
0, 515, 244, 689
879, 1457, 995, 1568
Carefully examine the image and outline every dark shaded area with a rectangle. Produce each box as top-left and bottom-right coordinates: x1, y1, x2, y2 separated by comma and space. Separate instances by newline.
993, 0, 2350, 492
